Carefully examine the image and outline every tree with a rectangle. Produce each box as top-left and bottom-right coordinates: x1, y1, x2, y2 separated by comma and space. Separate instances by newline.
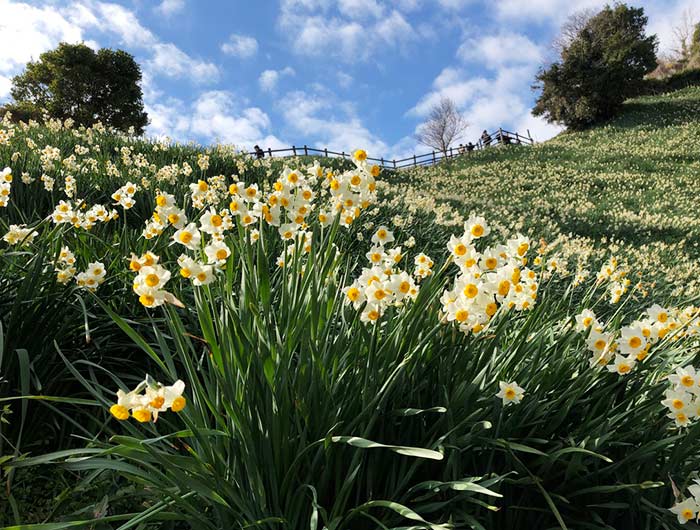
533, 3, 657, 130
415, 97, 469, 154
670, 9, 697, 65
3, 42, 148, 134
552, 8, 596, 54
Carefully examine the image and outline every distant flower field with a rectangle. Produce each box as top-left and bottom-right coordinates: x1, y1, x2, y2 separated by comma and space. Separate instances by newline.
1, 90, 700, 529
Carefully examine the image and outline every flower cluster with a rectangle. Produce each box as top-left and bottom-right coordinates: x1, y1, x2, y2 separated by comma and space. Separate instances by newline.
595, 256, 631, 303
3, 224, 38, 246
575, 305, 700, 374
0, 167, 11, 207
441, 217, 538, 335
75, 261, 106, 291
55, 246, 77, 284
51, 200, 118, 230
663, 365, 700, 428
670, 480, 700, 524
109, 376, 186, 423
111, 181, 139, 209
343, 226, 419, 323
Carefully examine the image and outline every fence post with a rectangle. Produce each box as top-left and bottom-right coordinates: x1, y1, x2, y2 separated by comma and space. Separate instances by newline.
267, 148, 272, 157
449, 147, 453, 158
432, 151, 436, 163
324, 148, 328, 157
413, 154, 417, 167
381, 157, 384, 167
342, 151, 346, 159
393, 159, 396, 169
527, 129, 533, 143
292, 145, 297, 156
304, 145, 308, 156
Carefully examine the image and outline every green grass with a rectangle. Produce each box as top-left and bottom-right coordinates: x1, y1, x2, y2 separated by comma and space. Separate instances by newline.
2, 89, 700, 529
387, 86, 700, 299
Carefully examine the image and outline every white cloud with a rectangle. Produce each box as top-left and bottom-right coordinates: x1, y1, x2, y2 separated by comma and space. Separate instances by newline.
155, 0, 185, 16
409, 64, 563, 142
0, 75, 11, 100
149, 43, 219, 82
258, 67, 295, 92
0, 0, 85, 73
221, 34, 259, 58
277, 88, 393, 156
278, 0, 417, 60
338, 0, 384, 19
458, 32, 543, 68
489, 0, 693, 54
70, 1, 157, 48
337, 71, 353, 88
147, 91, 285, 150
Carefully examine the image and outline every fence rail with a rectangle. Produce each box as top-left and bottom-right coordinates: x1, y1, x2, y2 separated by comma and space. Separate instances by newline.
244, 128, 534, 170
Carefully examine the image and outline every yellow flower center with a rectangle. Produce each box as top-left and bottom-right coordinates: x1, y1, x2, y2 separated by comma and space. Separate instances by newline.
455, 309, 469, 322
139, 294, 155, 307
347, 287, 360, 301
464, 284, 478, 298
210, 214, 223, 227
109, 404, 129, 420
179, 231, 193, 244
132, 408, 152, 423
505, 388, 516, 400
399, 281, 410, 294
454, 243, 467, 256
171, 396, 186, 412
471, 224, 484, 237
150, 396, 165, 409
145, 273, 160, 287
628, 336, 642, 349
681, 375, 694, 387
672, 399, 685, 410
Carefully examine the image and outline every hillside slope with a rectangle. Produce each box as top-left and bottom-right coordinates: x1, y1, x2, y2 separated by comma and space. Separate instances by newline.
385, 86, 700, 297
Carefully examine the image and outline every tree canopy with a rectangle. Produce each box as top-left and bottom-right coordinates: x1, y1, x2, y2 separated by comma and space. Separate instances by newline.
533, 3, 657, 130
4, 42, 148, 134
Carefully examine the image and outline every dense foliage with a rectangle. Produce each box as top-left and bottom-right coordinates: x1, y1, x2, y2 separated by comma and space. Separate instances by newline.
2, 43, 148, 134
1, 87, 700, 530
533, 3, 657, 129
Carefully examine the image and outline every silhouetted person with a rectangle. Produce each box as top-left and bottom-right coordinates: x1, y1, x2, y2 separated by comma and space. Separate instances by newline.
481, 130, 491, 147
458, 143, 465, 154
254, 145, 265, 159
466, 142, 475, 152
500, 132, 511, 145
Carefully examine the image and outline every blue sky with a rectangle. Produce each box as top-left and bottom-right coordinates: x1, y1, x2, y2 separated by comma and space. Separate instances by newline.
0, 0, 694, 159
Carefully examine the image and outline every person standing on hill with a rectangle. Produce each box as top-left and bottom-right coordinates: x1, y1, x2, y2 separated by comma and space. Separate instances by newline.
481, 130, 491, 147
254, 145, 265, 159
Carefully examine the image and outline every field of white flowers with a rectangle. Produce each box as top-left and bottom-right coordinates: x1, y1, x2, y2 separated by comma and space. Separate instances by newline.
385, 87, 700, 301
1, 87, 700, 530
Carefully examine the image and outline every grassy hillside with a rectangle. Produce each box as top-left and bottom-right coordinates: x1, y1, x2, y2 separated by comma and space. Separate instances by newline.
3, 89, 700, 529
385, 86, 700, 298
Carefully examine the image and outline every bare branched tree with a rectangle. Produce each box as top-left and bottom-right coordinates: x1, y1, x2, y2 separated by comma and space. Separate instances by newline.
671, 8, 697, 63
552, 8, 597, 55
415, 97, 468, 154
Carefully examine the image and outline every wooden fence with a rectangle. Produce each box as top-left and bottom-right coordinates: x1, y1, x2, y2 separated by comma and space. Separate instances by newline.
244, 128, 534, 170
